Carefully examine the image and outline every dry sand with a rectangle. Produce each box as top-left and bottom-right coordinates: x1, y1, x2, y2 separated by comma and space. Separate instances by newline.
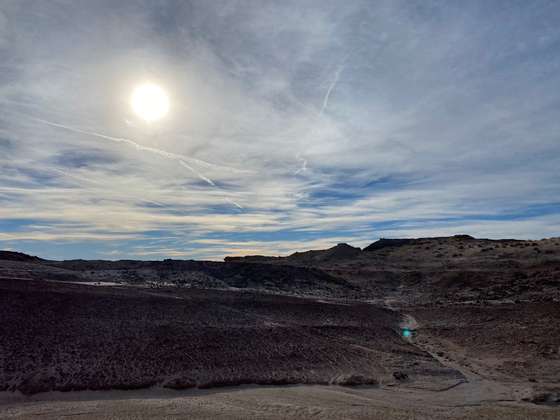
1, 384, 559, 420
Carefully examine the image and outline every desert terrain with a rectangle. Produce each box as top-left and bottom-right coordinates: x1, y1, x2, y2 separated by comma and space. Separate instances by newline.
1, 235, 559, 419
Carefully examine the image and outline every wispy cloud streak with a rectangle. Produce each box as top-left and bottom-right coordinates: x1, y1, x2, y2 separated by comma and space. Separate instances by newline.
0, 1, 558, 259
319, 63, 345, 117
33, 118, 250, 175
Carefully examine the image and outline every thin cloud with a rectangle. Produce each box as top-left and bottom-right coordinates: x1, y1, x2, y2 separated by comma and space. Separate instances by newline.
0, 1, 559, 259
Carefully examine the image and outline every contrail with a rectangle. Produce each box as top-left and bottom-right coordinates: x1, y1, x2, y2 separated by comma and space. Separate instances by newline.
319, 63, 345, 116
33, 118, 250, 174
50, 167, 102, 186
225, 198, 244, 210
294, 155, 307, 175
49, 167, 165, 208
295, 60, 346, 175
34, 118, 244, 209
179, 160, 216, 186
179, 161, 243, 209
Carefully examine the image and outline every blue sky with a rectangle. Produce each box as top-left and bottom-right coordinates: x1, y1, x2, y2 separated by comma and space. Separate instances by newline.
0, 0, 559, 260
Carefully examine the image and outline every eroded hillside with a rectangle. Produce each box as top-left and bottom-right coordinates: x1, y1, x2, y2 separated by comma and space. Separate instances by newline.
1, 235, 559, 404
0, 278, 457, 395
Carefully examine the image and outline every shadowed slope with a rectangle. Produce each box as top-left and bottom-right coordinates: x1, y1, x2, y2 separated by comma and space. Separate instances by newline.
0, 279, 459, 395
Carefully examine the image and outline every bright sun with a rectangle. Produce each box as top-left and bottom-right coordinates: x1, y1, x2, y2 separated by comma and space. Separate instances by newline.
130, 83, 170, 123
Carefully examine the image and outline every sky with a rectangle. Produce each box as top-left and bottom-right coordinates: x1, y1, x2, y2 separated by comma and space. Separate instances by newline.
0, 0, 559, 260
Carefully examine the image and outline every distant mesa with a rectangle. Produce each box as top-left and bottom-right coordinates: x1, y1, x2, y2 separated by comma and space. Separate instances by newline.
363, 235, 476, 252
452, 234, 475, 240
319, 243, 361, 260
363, 238, 414, 252
0, 251, 43, 262
225, 243, 361, 264
225, 237, 486, 262
224, 255, 276, 263
286, 242, 361, 263
0, 235, 484, 266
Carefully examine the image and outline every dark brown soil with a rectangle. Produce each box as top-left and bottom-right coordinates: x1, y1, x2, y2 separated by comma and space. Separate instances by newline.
0, 279, 455, 395
410, 302, 560, 382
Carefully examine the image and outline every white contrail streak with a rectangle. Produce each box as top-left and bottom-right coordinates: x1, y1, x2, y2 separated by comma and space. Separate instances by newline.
178, 160, 216, 186
319, 64, 345, 116
49, 168, 165, 208
179, 161, 244, 209
294, 61, 346, 175
33, 118, 250, 174
294, 155, 307, 175
225, 198, 244, 209
34, 118, 244, 209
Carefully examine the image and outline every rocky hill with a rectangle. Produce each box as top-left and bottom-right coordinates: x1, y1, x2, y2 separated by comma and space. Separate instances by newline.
0, 256, 355, 297
0, 251, 43, 263
0, 278, 457, 395
1, 235, 559, 402
225, 235, 560, 304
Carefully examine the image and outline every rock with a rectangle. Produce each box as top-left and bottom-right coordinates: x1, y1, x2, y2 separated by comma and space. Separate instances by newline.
531, 392, 560, 405
335, 374, 379, 386
393, 371, 409, 381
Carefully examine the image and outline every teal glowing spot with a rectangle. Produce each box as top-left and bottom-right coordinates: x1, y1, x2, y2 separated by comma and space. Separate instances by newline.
402, 328, 412, 338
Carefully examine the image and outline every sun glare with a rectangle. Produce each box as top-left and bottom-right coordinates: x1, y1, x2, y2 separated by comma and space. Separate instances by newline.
130, 83, 170, 122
